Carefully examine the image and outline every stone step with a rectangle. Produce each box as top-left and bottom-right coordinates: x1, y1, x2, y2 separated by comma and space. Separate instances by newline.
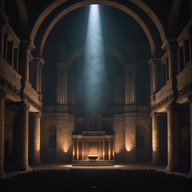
72, 160, 115, 166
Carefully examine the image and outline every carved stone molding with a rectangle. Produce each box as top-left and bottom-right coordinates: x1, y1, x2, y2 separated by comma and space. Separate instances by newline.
178, 83, 192, 97
152, 94, 174, 111
0, 77, 20, 96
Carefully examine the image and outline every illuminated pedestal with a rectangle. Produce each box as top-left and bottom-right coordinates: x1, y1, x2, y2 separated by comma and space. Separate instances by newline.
88, 155, 98, 161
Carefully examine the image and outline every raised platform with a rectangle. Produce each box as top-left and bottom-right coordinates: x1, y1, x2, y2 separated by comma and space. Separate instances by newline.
72, 160, 115, 166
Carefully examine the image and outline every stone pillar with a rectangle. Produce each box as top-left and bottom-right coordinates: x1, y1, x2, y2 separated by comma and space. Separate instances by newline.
166, 104, 180, 171
151, 112, 161, 165
82, 140, 85, 160
20, 40, 32, 81
124, 64, 136, 105
189, 96, 192, 175
31, 112, 41, 165
103, 139, 105, 160
162, 40, 178, 79
162, 40, 178, 100
77, 140, 79, 160
56, 63, 68, 105
0, 90, 6, 177
148, 58, 161, 95
108, 139, 111, 160
17, 102, 30, 171
32, 57, 44, 94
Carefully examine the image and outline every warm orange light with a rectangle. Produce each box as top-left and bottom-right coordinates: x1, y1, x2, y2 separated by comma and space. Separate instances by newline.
152, 131, 157, 152
125, 142, 133, 152
62, 141, 70, 153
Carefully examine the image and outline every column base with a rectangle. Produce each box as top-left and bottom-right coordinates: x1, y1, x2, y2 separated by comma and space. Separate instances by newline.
166, 165, 180, 172
17, 165, 31, 172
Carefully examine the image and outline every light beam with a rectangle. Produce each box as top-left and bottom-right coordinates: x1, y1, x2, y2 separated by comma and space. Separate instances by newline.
83, 4, 105, 113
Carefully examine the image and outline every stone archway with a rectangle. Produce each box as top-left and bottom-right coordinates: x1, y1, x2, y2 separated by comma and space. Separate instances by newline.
29, 0, 166, 57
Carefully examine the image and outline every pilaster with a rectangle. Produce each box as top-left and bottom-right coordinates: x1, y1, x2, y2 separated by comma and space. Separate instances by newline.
32, 57, 44, 94
19, 40, 33, 81
124, 63, 136, 106
31, 112, 42, 165
162, 39, 178, 101
56, 63, 69, 105
148, 58, 161, 95
17, 101, 30, 171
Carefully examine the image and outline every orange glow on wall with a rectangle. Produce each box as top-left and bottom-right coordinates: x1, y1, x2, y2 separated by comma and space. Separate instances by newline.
62, 141, 70, 153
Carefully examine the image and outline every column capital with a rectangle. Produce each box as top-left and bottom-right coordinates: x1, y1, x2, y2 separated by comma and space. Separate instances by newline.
33, 112, 42, 118
161, 39, 178, 50
148, 58, 161, 66
32, 57, 45, 66
20, 40, 35, 51
150, 112, 161, 118
0, 89, 6, 99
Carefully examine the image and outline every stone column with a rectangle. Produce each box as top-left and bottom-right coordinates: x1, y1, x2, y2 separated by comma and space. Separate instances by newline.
82, 140, 84, 160
77, 140, 79, 160
189, 96, 192, 175
124, 64, 136, 105
31, 112, 41, 165
103, 139, 105, 160
151, 112, 161, 165
20, 40, 32, 81
0, 90, 6, 178
32, 57, 44, 94
148, 58, 161, 95
17, 102, 30, 171
56, 63, 68, 105
166, 104, 180, 171
108, 139, 111, 160
162, 40, 178, 79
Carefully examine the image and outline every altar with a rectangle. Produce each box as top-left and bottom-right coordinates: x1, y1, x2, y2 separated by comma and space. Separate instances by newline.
87, 155, 98, 161
72, 131, 114, 161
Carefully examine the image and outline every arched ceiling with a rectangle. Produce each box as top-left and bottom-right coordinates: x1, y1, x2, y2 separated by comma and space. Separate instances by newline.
4, 0, 192, 57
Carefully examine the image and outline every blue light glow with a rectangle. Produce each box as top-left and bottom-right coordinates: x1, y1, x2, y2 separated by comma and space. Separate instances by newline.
83, 4, 105, 113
